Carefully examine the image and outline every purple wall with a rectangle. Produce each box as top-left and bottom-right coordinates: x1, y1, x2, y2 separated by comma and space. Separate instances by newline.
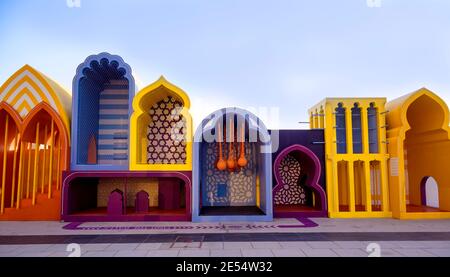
270, 129, 326, 191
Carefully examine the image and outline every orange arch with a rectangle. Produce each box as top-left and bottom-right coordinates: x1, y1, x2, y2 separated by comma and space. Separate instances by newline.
22, 102, 70, 171
0, 102, 23, 132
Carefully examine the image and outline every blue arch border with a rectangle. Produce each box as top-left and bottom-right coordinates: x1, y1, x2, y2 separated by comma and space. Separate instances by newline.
71, 52, 136, 171
192, 107, 273, 222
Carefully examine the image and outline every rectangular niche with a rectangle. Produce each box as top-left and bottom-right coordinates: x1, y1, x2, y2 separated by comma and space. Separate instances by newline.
370, 161, 382, 211
337, 161, 350, 212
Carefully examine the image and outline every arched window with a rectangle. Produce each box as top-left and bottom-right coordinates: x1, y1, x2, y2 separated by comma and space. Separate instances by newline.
72, 53, 135, 170
335, 103, 347, 154
367, 103, 379, 153
351, 103, 362, 154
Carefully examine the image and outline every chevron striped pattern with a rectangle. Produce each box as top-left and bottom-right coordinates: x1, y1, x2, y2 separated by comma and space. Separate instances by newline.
97, 79, 129, 165
0, 68, 59, 118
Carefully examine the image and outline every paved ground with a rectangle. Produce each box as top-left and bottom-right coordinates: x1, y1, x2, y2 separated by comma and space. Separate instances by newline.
1, 218, 450, 257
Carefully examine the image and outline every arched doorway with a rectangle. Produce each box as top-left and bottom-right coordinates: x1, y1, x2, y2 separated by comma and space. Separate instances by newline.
0, 102, 69, 216
21, 103, 69, 205
420, 177, 440, 210
273, 144, 327, 218
0, 105, 21, 213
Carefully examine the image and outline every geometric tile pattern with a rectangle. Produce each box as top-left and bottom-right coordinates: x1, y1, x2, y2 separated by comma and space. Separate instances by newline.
274, 154, 307, 205
146, 96, 187, 164
202, 141, 256, 206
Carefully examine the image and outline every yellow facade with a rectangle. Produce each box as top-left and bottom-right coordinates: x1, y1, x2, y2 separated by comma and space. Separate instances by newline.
386, 88, 450, 219
129, 76, 192, 171
310, 98, 391, 218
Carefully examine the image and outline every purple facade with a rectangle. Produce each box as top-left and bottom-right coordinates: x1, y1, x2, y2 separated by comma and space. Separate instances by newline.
61, 171, 192, 222
270, 129, 327, 218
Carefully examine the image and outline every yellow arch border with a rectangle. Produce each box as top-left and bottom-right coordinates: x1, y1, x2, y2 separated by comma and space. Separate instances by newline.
386, 87, 450, 219
0, 65, 72, 138
130, 76, 192, 171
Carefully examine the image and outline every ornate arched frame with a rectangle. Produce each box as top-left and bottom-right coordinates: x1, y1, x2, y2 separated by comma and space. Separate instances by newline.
71, 52, 135, 171
387, 88, 450, 217
192, 107, 273, 222
273, 144, 327, 215
129, 76, 193, 171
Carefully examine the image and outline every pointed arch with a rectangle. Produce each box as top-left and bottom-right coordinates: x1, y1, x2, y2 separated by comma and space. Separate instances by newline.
0, 102, 22, 132
22, 102, 70, 171
0, 65, 71, 132
130, 76, 193, 171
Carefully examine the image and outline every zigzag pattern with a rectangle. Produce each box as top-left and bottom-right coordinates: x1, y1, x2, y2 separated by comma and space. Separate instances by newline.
0, 69, 59, 118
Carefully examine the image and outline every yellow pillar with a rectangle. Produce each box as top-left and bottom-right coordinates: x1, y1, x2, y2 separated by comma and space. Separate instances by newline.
361, 107, 370, 154
26, 143, 31, 199
364, 160, 372, 212
47, 120, 54, 199
256, 175, 260, 207
56, 137, 62, 191
380, 158, 390, 212
41, 125, 47, 194
378, 107, 387, 155
10, 132, 19, 208
32, 122, 40, 205
16, 142, 24, 209
1, 115, 9, 214
331, 160, 339, 213
313, 109, 319, 129
347, 160, 356, 212
345, 107, 355, 213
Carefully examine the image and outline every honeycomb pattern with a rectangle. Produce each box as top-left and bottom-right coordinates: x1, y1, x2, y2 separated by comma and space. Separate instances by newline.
147, 96, 187, 164
274, 154, 307, 205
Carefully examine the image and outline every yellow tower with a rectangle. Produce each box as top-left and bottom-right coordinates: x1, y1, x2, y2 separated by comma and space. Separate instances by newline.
309, 98, 391, 218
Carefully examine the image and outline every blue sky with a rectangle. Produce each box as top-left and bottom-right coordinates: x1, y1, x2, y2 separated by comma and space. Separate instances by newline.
1, 0, 450, 128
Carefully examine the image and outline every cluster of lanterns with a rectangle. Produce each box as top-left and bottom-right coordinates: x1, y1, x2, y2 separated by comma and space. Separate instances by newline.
216, 119, 248, 171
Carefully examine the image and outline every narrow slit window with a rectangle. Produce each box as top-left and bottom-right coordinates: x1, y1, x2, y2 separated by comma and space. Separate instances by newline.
335, 103, 347, 154
351, 103, 363, 154
367, 103, 379, 153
